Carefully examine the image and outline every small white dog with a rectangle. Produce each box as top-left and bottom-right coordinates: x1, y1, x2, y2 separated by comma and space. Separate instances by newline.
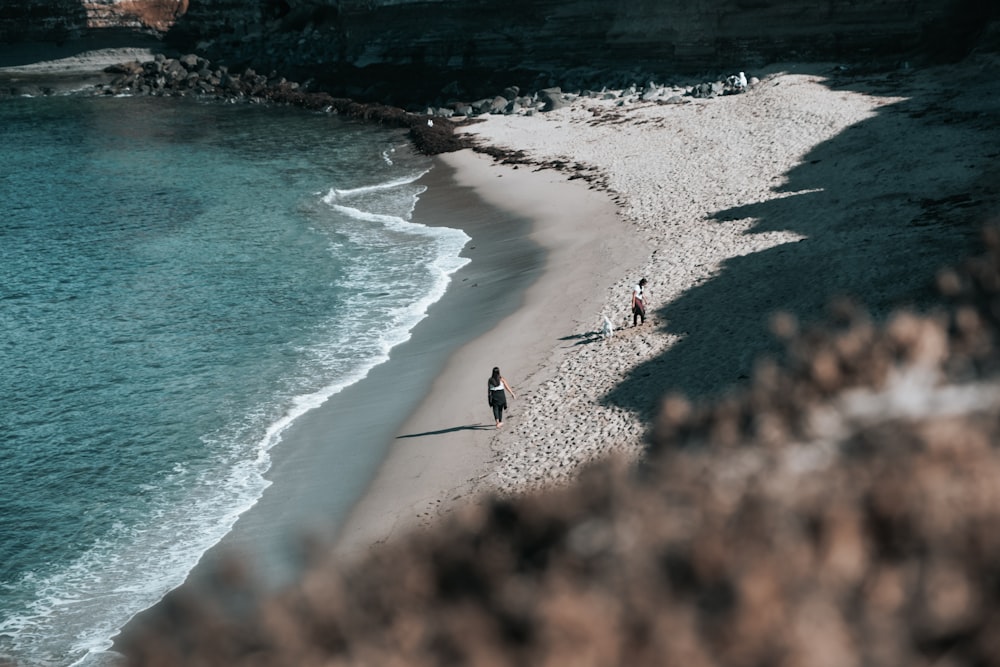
601, 314, 615, 339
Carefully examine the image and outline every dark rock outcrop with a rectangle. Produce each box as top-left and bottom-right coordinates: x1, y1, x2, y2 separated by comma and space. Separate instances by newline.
168, 0, 978, 71
96, 53, 477, 154
172, 0, 996, 105
0, 0, 87, 43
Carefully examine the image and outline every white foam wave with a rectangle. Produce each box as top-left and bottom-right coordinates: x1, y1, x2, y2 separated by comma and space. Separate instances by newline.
329, 203, 406, 226
2, 445, 275, 667
315, 173, 470, 396
325, 168, 429, 201
326, 202, 469, 253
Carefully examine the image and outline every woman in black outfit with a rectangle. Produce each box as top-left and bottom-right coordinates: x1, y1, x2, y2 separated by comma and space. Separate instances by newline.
487, 366, 517, 429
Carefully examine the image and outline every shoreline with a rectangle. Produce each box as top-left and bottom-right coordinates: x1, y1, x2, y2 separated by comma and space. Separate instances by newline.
110, 138, 567, 653
332, 149, 646, 561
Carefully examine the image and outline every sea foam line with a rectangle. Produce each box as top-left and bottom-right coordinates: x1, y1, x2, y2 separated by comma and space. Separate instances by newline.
326, 169, 430, 200
90, 175, 465, 666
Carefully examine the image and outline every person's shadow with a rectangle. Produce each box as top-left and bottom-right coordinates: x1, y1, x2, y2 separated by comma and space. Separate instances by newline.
601, 64, 1000, 425
396, 424, 495, 439
560, 329, 612, 346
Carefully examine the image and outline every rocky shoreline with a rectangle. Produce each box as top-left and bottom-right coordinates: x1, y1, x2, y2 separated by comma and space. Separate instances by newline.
2, 46, 770, 156
89, 51, 763, 156
97, 53, 477, 155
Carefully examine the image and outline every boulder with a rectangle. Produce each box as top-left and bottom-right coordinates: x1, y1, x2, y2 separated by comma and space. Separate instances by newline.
641, 86, 662, 101
538, 87, 567, 111
179, 53, 201, 70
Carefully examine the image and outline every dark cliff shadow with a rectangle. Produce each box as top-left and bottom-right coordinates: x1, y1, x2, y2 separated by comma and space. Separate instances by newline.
601, 60, 1000, 424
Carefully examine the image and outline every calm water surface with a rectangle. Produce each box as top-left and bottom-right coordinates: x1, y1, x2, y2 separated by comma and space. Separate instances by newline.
0, 94, 467, 666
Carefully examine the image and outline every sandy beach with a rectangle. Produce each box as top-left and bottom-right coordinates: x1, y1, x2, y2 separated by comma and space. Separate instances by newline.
332, 150, 644, 559
5, 41, 999, 662
333, 56, 1000, 561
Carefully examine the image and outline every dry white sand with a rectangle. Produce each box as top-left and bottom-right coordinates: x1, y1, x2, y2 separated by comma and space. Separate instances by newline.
334, 56, 1000, 560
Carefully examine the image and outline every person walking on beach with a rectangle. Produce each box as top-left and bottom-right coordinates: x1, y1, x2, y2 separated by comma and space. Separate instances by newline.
488, 366, 516, 429
631, 278, 648, 326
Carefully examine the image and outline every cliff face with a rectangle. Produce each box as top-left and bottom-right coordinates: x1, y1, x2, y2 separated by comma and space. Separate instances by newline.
0, 0, 87, 42
182, 0, 1000, 103
85, 0, 189, 32
3, 0, 983, 68
173, 0, 962, 73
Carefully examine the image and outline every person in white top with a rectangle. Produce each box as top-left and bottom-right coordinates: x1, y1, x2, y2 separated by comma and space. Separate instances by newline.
631, 278, 648, 326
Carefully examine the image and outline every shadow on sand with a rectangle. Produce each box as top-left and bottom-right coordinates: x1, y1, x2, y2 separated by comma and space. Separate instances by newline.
560, 330, 613, 346
600, 62, 1000, 425
397, 424, 496, 439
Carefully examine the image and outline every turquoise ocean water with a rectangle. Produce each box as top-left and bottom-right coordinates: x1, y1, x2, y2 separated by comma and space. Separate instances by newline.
0, 94, 468, 666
